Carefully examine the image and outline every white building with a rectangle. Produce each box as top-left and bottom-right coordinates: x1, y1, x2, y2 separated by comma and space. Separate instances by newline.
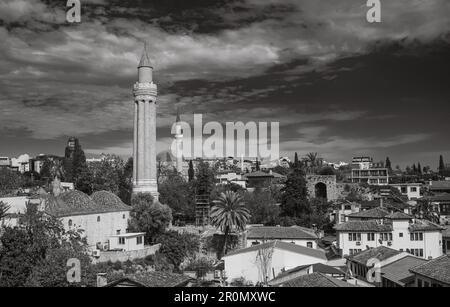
245, 226, 318, 249
390, 183, 421, 200
41, 190, 136, 251
223, 240, 328, 284
335, 209, 444, 259
10, 154, 30, 173
109, 232, 145, 251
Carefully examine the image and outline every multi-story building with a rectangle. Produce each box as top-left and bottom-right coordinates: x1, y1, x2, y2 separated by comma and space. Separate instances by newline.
390, 183, 421, 200
0, 156, 11, 168
409, 255, 450, 287
351, 156, 389, 185
10, 154, 31, 173
335, 208, 444, 259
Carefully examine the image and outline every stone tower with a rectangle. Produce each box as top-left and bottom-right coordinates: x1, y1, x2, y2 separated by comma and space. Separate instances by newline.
174, 109, 183, 173
132, 44, 159, 199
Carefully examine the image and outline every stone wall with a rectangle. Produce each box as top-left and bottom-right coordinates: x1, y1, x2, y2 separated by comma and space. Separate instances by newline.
305, 175, 337, 201
92, 244, 161, 264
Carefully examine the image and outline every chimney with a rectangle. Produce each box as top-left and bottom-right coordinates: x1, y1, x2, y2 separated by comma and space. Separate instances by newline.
96, 273, 107, 287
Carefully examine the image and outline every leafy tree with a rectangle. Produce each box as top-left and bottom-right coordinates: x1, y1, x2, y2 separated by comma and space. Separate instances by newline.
272, 165, 290, 176
194, 160, 215, 195
153, 230, 199, 271
118, 157, 133, 205
63, 138, 88, 187
88, 155, 123, 194
25, 247, 93, 287
0, 227, 34, 287
0, 168, 22, 195
413, 199, 440, 224
128, 193, 173, 243
159, 168, 195, 223
244, 190, 280, 225
294, 152, 300, 168
318, 166, 335, 175
210, 191, 250, 258
439, 155, 445, 175
183, 257, 214, 279
0, 203, 87, 287
280, 167, 309, 217
385, 157, 392, 171
188, 160, 195, 182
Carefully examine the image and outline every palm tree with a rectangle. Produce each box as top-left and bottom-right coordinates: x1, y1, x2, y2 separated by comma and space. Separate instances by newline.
210, 191, 250, 258
0, 201, 11, 227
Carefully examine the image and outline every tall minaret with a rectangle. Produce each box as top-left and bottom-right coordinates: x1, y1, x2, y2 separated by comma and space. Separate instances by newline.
174, 109, 183, 173
132, 43, 159, 199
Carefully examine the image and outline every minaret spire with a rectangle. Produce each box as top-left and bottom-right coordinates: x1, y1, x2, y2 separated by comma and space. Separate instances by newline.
138, 42, 153, 68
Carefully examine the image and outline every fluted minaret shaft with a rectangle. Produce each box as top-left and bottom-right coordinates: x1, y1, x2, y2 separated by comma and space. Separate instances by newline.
132, 45, 158, 199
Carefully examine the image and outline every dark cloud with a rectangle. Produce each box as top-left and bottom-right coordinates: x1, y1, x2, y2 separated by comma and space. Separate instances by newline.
0, 0, 449, 168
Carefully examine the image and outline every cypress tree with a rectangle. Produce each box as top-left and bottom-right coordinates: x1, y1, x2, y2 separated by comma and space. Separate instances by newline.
439, 155, 445, 175
188, 160, 194, 182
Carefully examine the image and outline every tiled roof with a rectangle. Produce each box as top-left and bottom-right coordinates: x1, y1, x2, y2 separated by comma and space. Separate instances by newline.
347, 207, 390, 219
408, 220, 445, 232
106, 271, 192, 287
425, 193, 450, 202
43, 190, 131, 217
273, 263, 344, 282
334, 220, 392, 232
346, 246, 401, 265
429, 181, 450, 190
247, 226, 317, 240
386, 212, 413, 220
245, 171, 274, 178
409, 255, 450, 285
277, 272, 355, 287
381, 255, 427, 286
224, 240, 327, 260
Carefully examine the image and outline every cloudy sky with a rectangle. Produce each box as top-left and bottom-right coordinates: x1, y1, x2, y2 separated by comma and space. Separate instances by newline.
0, 0, 449, 168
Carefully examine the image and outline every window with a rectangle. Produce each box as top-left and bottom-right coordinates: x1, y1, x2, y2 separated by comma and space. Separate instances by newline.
97, 216, 101, 222
424, 281, 430, 287
411, 233, 423, 241
122, 214, 126, 219
118, 237, 125, 245
410, 187, 417, 192
417, 279, 422, 287
401, 187, 407, 193
307, 242, 313, 248
367, 233, 375, 241
410, 233, 414, 241
116, 230, 121, 235
68, 219, 72, 227
137, 236, 143, 245
399, 233, 403, 238
348, 233, 361, 241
